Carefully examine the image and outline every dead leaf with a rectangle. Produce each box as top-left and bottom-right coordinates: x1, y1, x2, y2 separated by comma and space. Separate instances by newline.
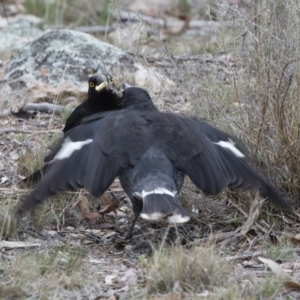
258, 257, 300, 289
285, 281, 300, 289
83, 211, 100, 221
290, 233, 300, 245
107, 295, 116, 300
102, 193, 113, 206
77, 195, 90, 215
240, 191, 261, 235
98, 198, 121, 215
76, 195, 101, 220
40, 68, 50, 76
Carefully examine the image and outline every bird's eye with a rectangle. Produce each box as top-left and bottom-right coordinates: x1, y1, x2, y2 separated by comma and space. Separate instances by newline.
109, 78, 114, 84
90, 82, 95, 88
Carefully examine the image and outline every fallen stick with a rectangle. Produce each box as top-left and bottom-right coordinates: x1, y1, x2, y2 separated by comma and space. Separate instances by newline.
0, 241, 41, 249
21, 103, 65, 114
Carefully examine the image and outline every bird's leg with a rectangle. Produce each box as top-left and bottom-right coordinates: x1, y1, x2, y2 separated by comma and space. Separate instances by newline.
124, 211, 140, 240
123, 197, 143, 240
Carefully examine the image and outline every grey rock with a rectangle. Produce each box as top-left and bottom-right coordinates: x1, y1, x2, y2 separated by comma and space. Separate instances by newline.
0, 15, 43, 58
2, 29, 135, 107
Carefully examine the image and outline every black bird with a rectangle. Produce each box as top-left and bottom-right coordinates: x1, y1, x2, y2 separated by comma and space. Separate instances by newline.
16, 86, 291, 239
22, 73, 123, 186
62, 73, 122, 133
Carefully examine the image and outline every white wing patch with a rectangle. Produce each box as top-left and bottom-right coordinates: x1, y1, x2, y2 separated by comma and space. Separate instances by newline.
142, 187, 176, 197
214, 138, 245, 158
53, 137, 93, 161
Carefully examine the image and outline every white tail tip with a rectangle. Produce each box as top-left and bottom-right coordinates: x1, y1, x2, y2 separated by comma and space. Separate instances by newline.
168, 215, 190, 223
140, 212, 164, 221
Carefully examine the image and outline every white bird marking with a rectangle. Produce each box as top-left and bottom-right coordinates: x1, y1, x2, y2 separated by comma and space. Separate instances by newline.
168, 214, 190, 223
52, 137, 93, 161
214, 138, 245, 157
140, 212, 164, 221
142, 187, 176, 198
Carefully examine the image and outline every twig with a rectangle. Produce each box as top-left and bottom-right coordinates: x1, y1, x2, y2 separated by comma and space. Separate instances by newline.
240, 192, 262, 235
0, 241, 41, 249
191, 231, 240, 245
0, 187, 34, 194
0, 128, 61, 134
225, 251, 263, 262
226, 196, 249, 218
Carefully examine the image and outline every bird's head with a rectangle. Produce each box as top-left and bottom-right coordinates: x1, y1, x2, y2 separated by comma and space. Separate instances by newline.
121, 83, 158, 111
88, 73, 121, 99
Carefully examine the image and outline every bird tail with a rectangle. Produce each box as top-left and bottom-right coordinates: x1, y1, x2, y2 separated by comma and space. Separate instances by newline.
140, 188, 190, 223
259, 183, 292, 211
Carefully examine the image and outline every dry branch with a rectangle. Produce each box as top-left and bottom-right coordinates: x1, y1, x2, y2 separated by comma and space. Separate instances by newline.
21, 103, 65, 114
0, 241, 41, 249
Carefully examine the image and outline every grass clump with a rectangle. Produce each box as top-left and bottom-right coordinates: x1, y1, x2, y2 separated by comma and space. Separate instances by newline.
60, 105, 76, 124
146, 244, 230, 295
122, 243, 283, 300
19, 191, 81, 232
265, 243, 293, 262
18, 132, 60, 179
0, 199, 18, 240
0, 247, 86, 299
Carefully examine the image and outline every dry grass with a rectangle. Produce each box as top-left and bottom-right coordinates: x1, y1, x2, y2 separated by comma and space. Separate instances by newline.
0, 245, 102, 299
122, 243, 283, 300
188, 0, 300, 206
0, 198, 18, 240
146, 244, 230, 295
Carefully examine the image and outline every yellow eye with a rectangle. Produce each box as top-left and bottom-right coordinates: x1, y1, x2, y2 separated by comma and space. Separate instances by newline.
109, 78, 114, 84
89, 82, 95, 88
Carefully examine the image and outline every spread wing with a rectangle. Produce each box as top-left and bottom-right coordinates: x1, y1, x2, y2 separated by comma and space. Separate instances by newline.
17, 110, 290, 216
152, 113, 290, 210
16, 110, 152, 215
